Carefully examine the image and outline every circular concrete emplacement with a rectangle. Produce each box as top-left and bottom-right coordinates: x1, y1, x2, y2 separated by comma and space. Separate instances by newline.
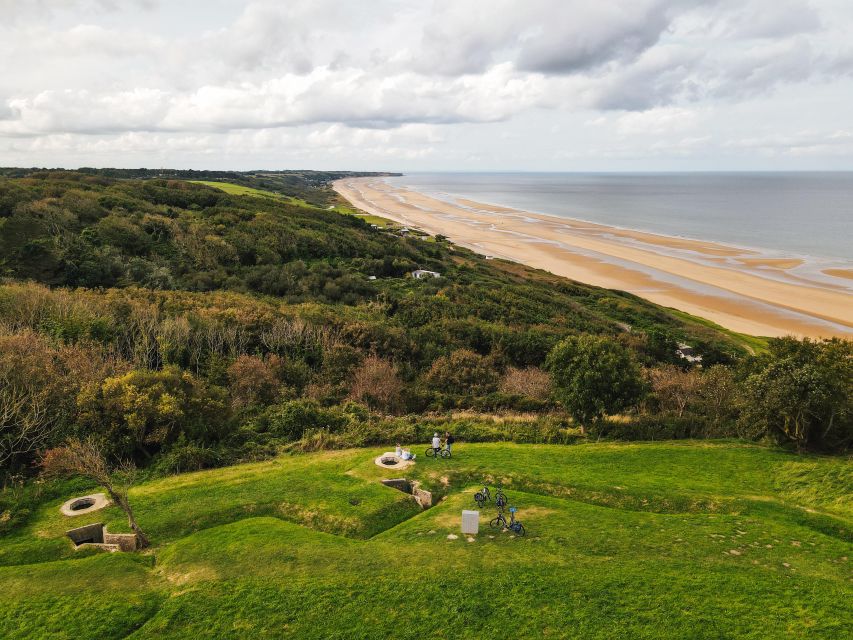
374, 452, 415, 470
60, 493, 110, 516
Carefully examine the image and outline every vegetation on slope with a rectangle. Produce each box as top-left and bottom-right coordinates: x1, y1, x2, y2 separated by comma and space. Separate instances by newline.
0, 169, 848, 501
0, 442, 850, 639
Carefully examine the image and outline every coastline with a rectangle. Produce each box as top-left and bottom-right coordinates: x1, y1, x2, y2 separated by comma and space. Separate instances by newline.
334, 177, 853, 339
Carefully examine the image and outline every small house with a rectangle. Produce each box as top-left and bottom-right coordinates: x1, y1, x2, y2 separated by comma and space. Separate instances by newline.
675, 343, 703, 364
412, 269, 441, 279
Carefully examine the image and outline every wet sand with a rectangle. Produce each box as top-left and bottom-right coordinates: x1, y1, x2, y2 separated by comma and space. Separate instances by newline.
823, 268, 853, 281
334, 177, 853, 339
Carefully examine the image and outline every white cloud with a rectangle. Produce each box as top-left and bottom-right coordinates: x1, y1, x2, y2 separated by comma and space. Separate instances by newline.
613, 107, 702, 135
0, 0, 851, 169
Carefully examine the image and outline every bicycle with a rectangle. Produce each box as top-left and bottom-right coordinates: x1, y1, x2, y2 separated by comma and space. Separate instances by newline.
494, 486, 507, 509
425, 446, 451, 459
490, 506, 525, 536
473, 485, 491, 508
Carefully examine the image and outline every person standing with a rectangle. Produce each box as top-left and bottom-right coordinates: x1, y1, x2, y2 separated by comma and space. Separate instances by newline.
444, 431, 455, 455
431, 432, 441, 453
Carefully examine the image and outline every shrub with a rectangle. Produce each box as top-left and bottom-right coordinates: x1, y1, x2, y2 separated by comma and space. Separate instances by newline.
76, 366, 230, 461
590, 415, 707, 441
261, 399, 347, 440
348, 355, 403, 413
646, 365, 701, 417
499, 366, 552, 401
227, 354, 281, 409
423, 349, 499, 395
154, 439, 223, 475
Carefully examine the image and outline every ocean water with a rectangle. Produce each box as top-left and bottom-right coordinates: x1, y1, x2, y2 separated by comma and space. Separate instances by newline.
383, 172, 853, 262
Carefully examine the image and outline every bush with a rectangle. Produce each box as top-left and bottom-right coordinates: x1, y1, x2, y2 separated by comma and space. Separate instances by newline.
590, 415, 709, 441
348, 355, 403, 413
154, 439, 224, 475
261, 399, 347, 440
423, 349, 500, 395
499, 366, 552, 401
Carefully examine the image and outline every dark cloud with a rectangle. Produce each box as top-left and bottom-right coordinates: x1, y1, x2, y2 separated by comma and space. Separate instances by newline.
514, 1, 677, 74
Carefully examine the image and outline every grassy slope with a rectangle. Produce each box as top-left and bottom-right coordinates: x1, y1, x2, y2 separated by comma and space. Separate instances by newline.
2, 442, 850, 639
188, 180, 316, 208
194, 179, 395, 226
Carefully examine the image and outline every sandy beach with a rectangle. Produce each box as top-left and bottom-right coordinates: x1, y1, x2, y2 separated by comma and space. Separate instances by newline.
335, 177, 853, 339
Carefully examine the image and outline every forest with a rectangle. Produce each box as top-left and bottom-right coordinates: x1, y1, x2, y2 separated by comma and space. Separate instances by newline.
0, 169, 849, 512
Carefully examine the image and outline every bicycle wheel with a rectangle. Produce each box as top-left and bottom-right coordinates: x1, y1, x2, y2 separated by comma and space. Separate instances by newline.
474, 492, 485, 506
514, 523, 526, 537
425, 448, 435, 458
440, 449, 451, 458
490, 516, 505, 529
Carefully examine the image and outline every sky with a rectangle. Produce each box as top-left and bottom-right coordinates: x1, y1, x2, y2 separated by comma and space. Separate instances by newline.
1, 0, 852, 172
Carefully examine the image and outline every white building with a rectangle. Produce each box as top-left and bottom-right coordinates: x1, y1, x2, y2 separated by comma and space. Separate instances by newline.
412, 269, 441, 279
675, 343, 703, 364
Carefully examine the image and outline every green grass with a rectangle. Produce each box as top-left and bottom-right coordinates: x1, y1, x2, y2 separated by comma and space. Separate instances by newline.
192, 179, 398, 227
333, 201, 396, 228
668, 308, 770, 354
2, 442, 850, 638
188, 180, 316, 208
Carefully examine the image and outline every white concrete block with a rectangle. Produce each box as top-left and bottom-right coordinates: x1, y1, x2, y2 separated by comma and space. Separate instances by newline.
461, 510, 479, 534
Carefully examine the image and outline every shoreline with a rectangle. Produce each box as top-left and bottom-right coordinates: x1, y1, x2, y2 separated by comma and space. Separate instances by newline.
334, 177, 853, 339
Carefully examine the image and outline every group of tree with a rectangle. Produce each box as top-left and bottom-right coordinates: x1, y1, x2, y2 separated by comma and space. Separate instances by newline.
0, 171, 849, 493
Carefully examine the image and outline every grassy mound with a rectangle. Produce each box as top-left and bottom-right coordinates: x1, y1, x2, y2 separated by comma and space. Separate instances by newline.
1, 442, 850, 638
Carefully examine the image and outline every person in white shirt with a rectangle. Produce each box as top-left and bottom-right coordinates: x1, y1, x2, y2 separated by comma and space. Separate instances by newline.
431, 432, 441, 452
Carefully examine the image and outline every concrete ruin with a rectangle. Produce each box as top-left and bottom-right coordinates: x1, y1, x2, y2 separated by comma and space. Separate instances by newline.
380, 478, 433, 508
374, 452, 415, 470
66, 523, 138, 552
60, 493, 110, 517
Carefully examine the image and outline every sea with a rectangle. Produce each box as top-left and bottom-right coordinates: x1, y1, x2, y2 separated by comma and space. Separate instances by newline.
383, 172, 853, 264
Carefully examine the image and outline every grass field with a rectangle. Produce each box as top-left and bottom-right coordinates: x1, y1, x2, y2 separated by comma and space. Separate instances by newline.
190, 180, 397, 227
2, 442, 850, 638
188, 181, 316, 208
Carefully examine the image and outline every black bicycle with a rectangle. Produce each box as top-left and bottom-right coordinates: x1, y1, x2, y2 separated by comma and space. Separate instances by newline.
425, 446, 451, 459
490, 506, 525, 536
474, 486, 491, 508
494, 486, 507, 509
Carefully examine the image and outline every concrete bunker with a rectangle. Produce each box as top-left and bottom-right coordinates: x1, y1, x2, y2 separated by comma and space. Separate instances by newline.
66, 523, 139, 552
373, 452, 414, 470
380, 478, 433, 509
60, 493, 109, 517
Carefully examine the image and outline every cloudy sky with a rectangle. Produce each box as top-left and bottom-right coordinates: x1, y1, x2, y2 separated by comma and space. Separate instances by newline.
1, 0, 852, 171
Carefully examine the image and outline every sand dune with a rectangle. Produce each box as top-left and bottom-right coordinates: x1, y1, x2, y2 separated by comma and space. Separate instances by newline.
335, 177, 853, 339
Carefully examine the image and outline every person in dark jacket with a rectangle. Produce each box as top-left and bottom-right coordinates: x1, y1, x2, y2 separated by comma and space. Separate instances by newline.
444, 431, 455, 455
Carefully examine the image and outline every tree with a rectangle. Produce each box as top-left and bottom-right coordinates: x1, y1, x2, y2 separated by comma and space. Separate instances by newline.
77, 366, 228, 461
696, 365, 738, 430
647, 365, 701, 417
545, 335, 643, 433
499, 366, 552, 401
348, 355, 403, 413
41, 437, 150, 548
0, 380, 60, 471
740, 337, 851, 451
424, 349, 499, 395
227, 354, 280, 409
